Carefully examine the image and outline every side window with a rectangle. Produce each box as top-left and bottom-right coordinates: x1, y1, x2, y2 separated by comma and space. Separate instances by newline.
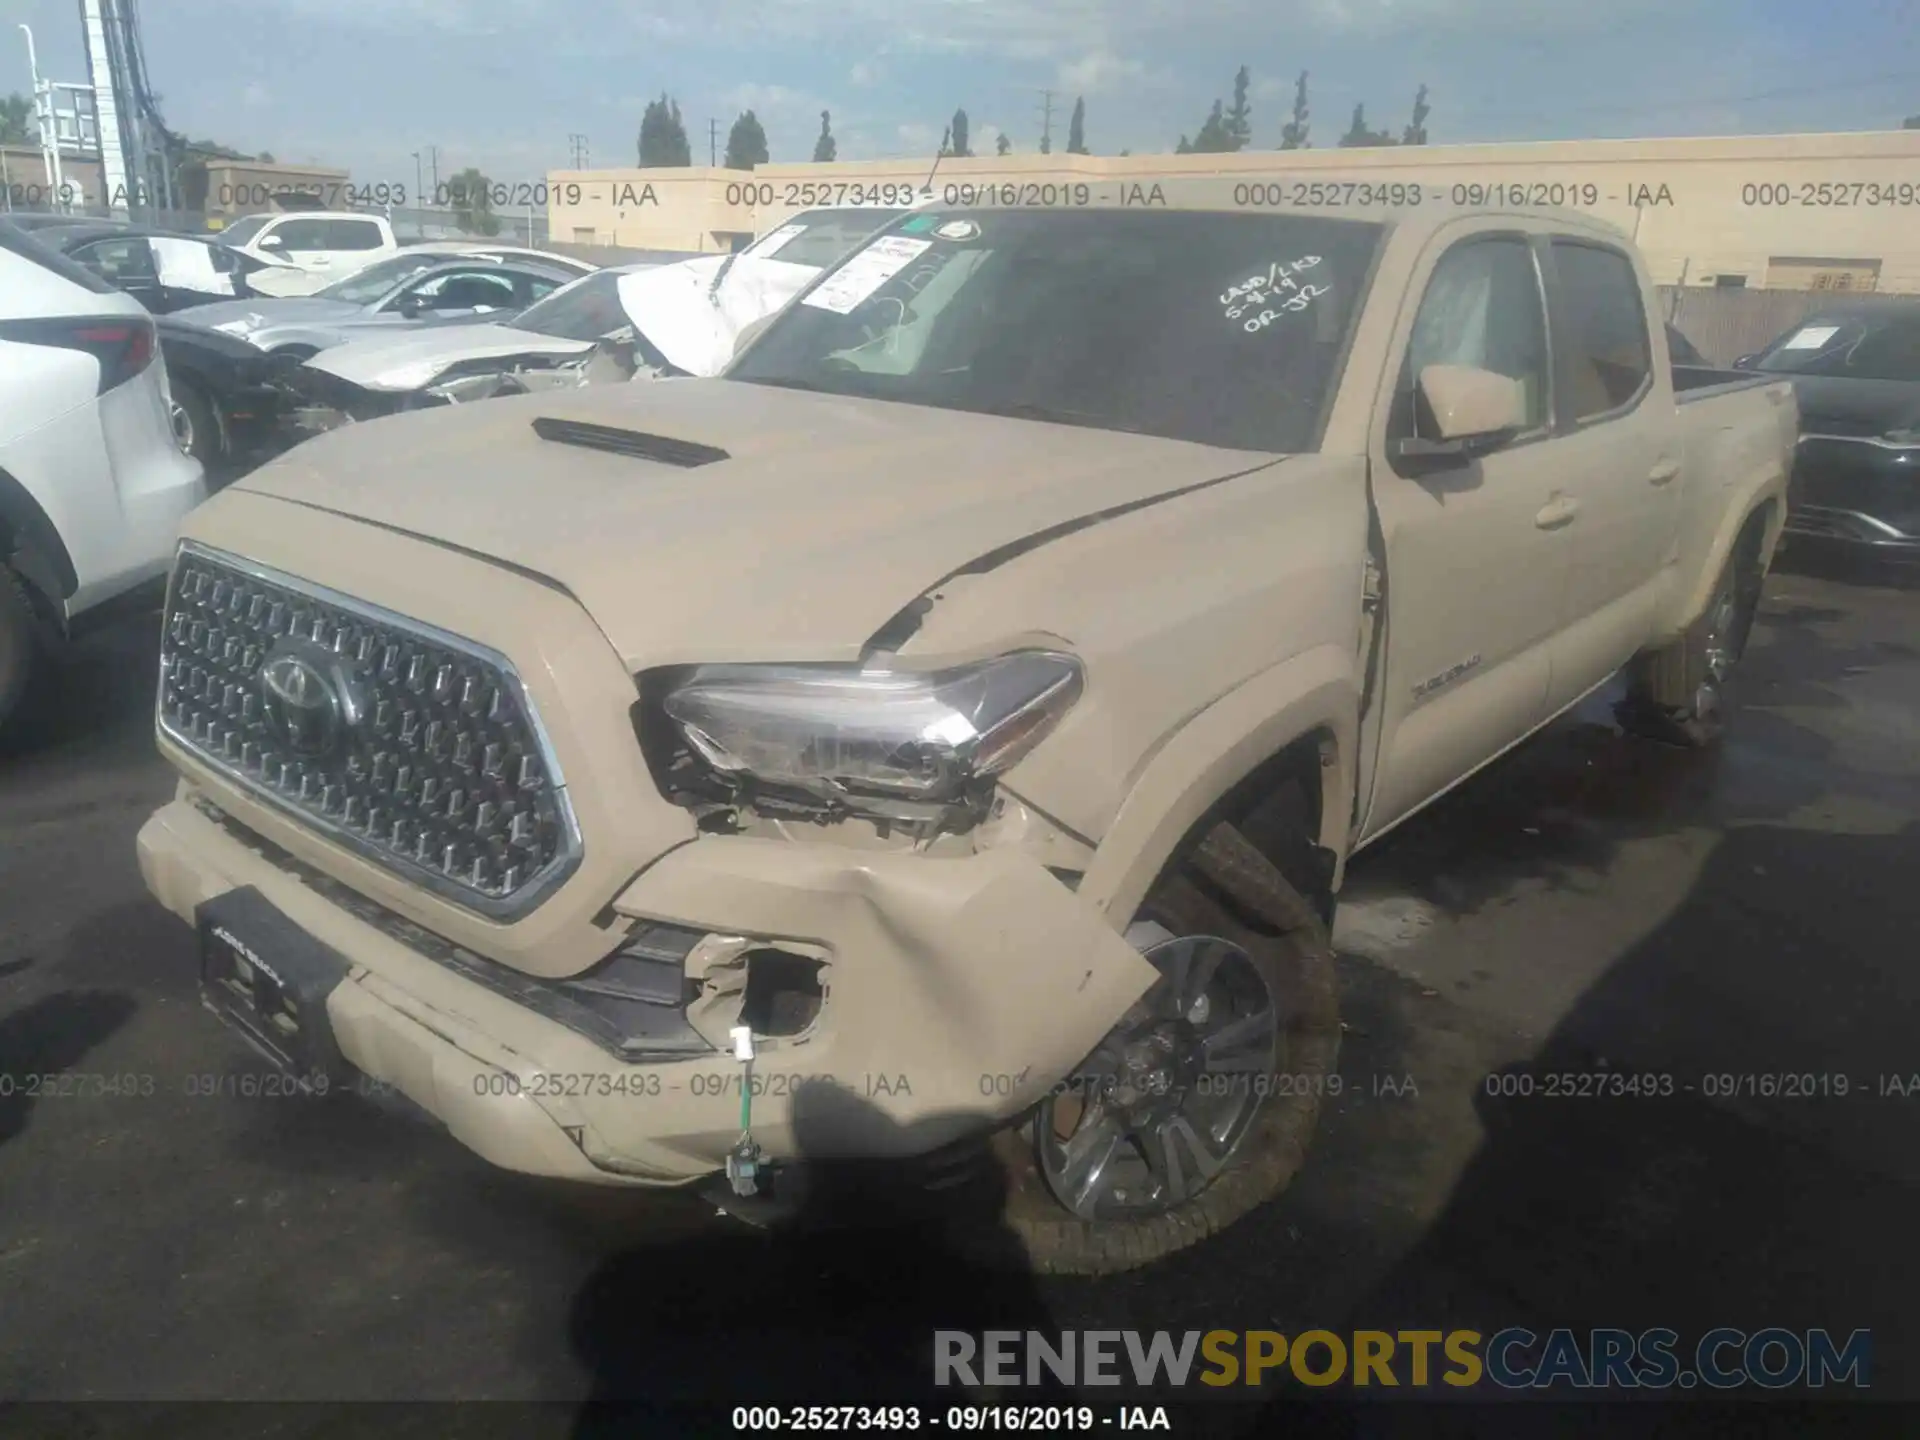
271, 218, 332, 253
1841, 318, 1920, 382
73, 236, 158, 282
411, 270, 516, 309
1551, 241, 1651, 421
325, 219, 387, 251
520, 273, 564, 304
1390, 237, 1551, 442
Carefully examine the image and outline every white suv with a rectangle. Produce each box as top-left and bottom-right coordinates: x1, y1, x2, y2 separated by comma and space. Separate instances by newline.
215, 213, 399, 297
0, 221, 206, 734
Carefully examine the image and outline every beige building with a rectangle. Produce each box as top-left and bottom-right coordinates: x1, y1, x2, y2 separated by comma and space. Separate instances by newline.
550, 128, 1920, 291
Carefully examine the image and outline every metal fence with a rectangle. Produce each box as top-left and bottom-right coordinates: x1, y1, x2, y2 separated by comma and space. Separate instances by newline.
1657, 286, 1915, 367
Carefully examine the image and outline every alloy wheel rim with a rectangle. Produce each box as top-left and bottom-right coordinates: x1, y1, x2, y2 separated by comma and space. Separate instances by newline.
1034, 933, 1280, 1222
1695, 571, 1741, 716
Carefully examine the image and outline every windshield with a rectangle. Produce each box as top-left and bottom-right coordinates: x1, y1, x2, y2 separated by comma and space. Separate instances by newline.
746, 208, 909, 268
730, 208, 1382, 452
1755, 313, 1920, 383
506, 268, 632, 340
217, 215, 272, 247
315, 253, 450, 304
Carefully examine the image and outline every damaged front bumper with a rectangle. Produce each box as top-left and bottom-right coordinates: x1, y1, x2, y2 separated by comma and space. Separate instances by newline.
137, 785, 1157, 1185
277, 341, 643, 440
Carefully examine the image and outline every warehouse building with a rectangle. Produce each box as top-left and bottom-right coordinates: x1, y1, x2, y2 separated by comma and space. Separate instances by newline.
548, 127, 1920, 292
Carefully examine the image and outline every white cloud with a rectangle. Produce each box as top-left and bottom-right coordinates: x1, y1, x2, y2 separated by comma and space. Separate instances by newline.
242, 80, 271, 106
849, 61, 877, 86
1057, 49, 1145, 94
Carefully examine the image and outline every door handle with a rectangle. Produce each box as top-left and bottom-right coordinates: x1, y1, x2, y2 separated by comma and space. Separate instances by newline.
1534, 495, 1580, 530
1647, 459, 1680, 485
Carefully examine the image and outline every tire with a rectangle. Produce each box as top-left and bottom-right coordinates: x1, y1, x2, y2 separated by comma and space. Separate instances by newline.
990, 821, 1342, 1275
0, 564, 47, 738
1617, 520, 1767, 748
169, 375, 222, 471
706, 823, 1343, 1277
271, 344, 320, 363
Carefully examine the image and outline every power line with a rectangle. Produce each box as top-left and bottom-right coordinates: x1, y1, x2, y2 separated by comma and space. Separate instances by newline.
1453, 68, 1920, 123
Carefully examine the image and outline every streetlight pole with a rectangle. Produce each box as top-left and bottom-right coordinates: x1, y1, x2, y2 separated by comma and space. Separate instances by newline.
18, 25, 66, 212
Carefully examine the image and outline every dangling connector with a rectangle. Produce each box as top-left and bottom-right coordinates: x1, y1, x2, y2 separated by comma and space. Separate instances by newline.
723, 1024, 765, 1197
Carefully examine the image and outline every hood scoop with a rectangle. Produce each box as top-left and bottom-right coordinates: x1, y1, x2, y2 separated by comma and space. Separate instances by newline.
531, 416, 730, 468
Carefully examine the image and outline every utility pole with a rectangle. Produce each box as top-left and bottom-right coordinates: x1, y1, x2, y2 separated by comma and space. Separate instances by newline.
427, 144, 440, 203
568, 133, 588, 168
1036, 89, 1055, 155
709, 119, 718, 167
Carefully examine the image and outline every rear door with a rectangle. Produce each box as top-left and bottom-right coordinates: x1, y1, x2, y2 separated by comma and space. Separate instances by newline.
318, 217, 391, 277
1536, 237, 1679, 710
1357, 224, 1570, 843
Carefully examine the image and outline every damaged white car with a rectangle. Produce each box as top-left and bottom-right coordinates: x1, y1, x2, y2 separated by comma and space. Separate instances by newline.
280, 206, 908, 432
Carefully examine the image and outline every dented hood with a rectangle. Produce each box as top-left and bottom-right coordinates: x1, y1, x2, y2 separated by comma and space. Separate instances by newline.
232, 378, 1288, 668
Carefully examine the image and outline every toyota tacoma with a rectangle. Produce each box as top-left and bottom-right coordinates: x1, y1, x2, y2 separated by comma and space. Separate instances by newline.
136, 201, 1795, 1273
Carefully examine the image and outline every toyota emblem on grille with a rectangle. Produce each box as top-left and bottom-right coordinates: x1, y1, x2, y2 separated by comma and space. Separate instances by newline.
260, 641, 360, 757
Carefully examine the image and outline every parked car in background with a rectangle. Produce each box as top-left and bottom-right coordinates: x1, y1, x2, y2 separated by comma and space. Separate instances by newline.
33, 223, 303, 312
168, 256, 586, 360
0, 221, 204, 736
213, 212, 398, 296
156, 314, 295, 478
135, 203, 1792, 1273
392, 242, 600, 277
2, 213, 136, 233
275, 207, 907, 427
281, 253, 819, 429
1734, 303, 1920, 564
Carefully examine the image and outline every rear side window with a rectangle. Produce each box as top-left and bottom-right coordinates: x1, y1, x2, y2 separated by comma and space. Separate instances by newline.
1551, 241, 1651, 421
325, 219, 387, 250
269, 218, 332, 252
0, 220, 119, 297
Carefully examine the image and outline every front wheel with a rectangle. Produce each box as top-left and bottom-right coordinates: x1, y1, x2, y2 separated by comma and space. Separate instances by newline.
995, 823, 1342, 1274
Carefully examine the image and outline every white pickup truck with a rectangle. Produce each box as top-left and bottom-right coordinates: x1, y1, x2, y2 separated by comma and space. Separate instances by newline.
137, 201, 1794, 1274
214, 212, 399, 297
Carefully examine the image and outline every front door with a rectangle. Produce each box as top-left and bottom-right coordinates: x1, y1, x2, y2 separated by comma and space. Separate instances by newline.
1357, 228, 1574, 844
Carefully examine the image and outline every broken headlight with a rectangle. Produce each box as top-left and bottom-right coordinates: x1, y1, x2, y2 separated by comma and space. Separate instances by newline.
657, 651, 1083, 821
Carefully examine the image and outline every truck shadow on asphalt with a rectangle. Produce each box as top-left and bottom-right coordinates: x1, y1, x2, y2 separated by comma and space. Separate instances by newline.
1285, 814, 1920, 1417
0, 985, 139, 1152
561, 1085, 1073, 1434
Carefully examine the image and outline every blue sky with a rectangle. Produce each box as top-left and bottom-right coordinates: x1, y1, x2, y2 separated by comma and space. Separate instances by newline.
4, 0, 1918, 185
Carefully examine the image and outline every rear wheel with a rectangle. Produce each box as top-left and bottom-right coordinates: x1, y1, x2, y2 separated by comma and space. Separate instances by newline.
169, 375, 222, 471
0, 565, 47, 738
993, 822, 1341, 1274
1617, 519, 1767, 748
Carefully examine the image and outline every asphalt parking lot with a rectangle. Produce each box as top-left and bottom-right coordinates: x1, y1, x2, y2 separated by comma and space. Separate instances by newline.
1, 556, 1916, 1421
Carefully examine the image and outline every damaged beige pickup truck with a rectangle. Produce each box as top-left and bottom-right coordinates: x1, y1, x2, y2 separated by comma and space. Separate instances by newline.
137, 202, 1796, 1274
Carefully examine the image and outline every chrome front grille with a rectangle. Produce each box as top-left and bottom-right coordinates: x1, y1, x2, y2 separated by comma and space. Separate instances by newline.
157, 542, 581, 918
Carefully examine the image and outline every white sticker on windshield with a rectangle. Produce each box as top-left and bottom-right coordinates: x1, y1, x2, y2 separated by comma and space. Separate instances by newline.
1779, 324, 1840, 350
802, 235, 934, 314
748, 223, 807, 259
1222, 256, 1329, 333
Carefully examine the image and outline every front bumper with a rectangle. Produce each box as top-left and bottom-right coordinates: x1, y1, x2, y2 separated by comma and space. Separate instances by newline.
138, 789, 1156, 1185
1785, 436, 1920, 556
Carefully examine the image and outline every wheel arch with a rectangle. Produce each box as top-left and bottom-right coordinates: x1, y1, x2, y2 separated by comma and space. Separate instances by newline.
1075, 644, 1359, 934
0, 464, 79, 602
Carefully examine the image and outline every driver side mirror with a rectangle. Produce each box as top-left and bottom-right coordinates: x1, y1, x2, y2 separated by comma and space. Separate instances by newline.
1392, 364, 1527, 464
1732, 353, 1757, 370
256, 233, 285, 250
395, 292, 431, 317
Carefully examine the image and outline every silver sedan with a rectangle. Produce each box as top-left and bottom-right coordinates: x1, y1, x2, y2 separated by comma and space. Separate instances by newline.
167, 253, 591, 359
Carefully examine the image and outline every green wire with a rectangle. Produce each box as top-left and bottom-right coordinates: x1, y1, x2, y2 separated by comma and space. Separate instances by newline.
740, 1059, 752, 1136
